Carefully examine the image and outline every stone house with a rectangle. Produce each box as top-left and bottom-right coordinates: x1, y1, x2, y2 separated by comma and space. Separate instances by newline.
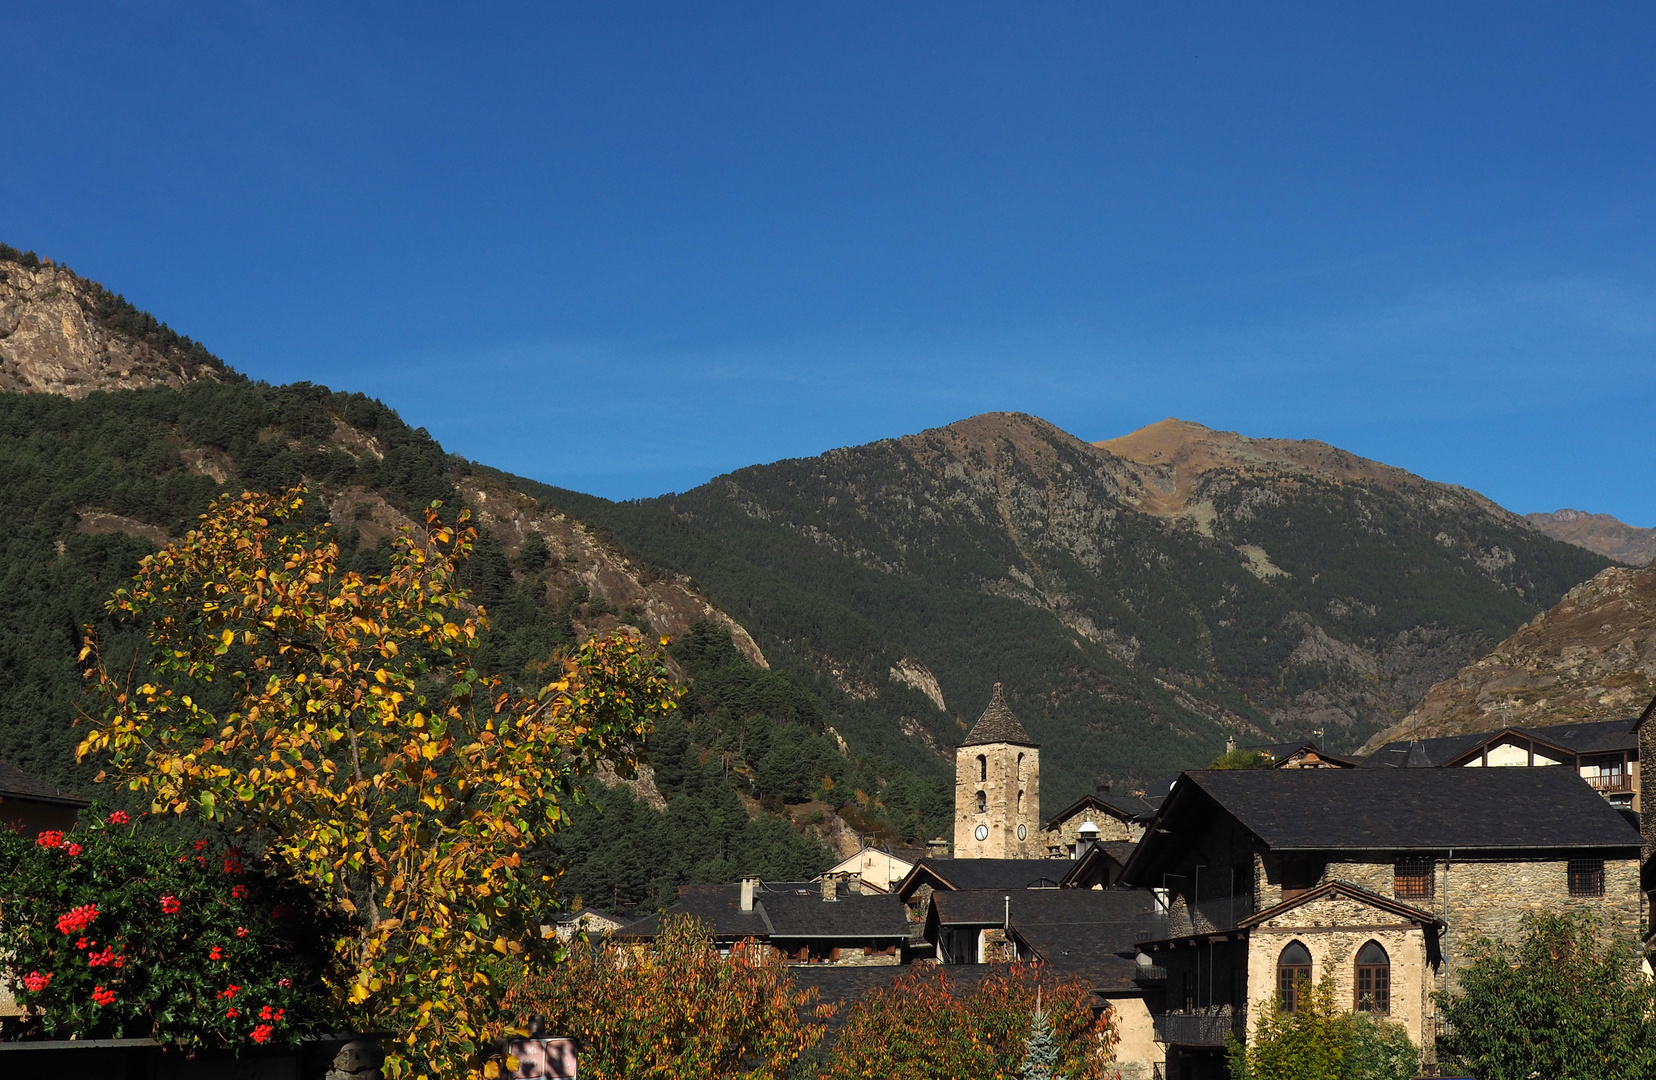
613, 878, 913, 966
894, 856, 1075, 934
1042, 791, 1159, 853
1365, 716, 1641, 812
1120, 767, 1644, 1080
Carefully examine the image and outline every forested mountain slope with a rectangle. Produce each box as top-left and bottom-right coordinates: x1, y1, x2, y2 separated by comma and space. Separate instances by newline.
0, 245, 960, 907
527, 413, 1609, 802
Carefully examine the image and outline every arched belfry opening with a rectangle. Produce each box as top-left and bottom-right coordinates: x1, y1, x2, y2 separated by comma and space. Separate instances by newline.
953, 683, 1040, 858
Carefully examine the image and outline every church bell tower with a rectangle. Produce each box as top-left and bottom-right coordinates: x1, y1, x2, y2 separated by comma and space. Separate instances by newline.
954, 683, 1040, 859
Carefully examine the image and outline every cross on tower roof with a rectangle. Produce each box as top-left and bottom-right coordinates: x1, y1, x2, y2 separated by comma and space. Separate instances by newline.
961, 683, 1039, 748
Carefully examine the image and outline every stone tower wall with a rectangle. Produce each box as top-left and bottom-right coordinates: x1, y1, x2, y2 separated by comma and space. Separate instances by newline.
953, 742, 1040, 858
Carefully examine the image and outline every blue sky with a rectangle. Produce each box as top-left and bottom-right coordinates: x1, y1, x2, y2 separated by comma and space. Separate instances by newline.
6, 3, 1654, 521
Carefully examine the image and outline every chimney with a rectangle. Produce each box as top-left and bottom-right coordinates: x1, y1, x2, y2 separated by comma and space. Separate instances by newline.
821, 876, 838, 902
740, 877, 758, 912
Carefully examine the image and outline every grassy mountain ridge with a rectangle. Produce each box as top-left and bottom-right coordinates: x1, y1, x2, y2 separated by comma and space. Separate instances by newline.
513, 412, 1610, 803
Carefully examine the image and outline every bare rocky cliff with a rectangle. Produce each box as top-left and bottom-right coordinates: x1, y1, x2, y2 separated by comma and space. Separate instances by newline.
0, 253, 228, 397
1524, 508, 1655, 567
1359, 561, 1656, 751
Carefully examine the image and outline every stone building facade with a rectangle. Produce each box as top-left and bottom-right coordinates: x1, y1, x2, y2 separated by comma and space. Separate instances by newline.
953, 684, 1041, 859
1123, 767, 1645, 1080
1041, 792, 1154, 855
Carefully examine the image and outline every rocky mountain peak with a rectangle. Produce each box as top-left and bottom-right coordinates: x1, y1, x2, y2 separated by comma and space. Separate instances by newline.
1523, 508, 1655, 567
1095, 417, 1422, 518
0, 246, 231, 398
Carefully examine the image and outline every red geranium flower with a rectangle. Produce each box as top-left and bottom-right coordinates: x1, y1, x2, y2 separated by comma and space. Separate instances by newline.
36, 831, 64, 848
22, 971, 52, 993
91, 985, 116, 1007
236, 926, 248, 938
56, 905, 98, 935
217, 984, 241, 1001
209, 945, 223, 961
193, 839, 210, 852
277, 977, 292, 989
223, 850, 245, 875
107, 810, 130, 825
88, 945, 125, 969
250, 1023, 273, 1044
226, 1007, 239, 1018
258, 1004, 285, 1022
160, 894, 181, 915
64, 842, 82, 857
231, 884, 250, 900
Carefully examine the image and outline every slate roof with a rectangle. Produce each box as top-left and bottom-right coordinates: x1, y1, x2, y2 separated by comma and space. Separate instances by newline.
1124, 768, 1641, 882
960, 683, 1038, 748
0, 761, 88, 806
928, 888, 1166, 991
1363, 718, 1638, 769
896, 857, 1073, 899
761, 892, 911, 939
614, 883, 910, 942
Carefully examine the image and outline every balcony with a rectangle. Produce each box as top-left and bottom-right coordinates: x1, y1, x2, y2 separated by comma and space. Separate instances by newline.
1153, 1010, 1247, 1047
1133, 964, 1167, 984
1189, 893, 1255, 933
1586, 773, 1633, 794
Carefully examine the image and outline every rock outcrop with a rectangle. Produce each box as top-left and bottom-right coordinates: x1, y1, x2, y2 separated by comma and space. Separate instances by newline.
1359, 561, 1656, 750
0, 253, 229, 397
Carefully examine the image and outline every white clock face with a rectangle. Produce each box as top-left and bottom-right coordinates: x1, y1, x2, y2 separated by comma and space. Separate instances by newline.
1017, 824, 1027, 840
975, 824, 989, 841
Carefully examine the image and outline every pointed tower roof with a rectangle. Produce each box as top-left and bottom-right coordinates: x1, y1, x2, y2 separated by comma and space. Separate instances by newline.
961, 683, 1039, 748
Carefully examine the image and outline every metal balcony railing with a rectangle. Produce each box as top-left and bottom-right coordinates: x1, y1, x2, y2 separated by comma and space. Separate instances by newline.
1153, 1010, 1247, 1047
1190, 893, 1255, 932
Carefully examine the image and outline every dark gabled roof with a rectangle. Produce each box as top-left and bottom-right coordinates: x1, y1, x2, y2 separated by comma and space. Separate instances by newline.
896, 857, 1072, 900
960, 683, 1038, 748
1524, 718, 1639, 755
0, 761, 89, 807
616, 883, 910, 942
1122, 768, 1641, 884
1236, 879, 1437, 930
761, 892, 911, 939
1057, 842, 1137, 888
927, 888, 1166, 991
1362, 719, 1637, 770
612, 884, 770, 941
1043, 792, 1156, 830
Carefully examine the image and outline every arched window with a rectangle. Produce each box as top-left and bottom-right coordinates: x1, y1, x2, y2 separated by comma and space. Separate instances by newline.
1277, 942, 1312, 1012
1016, 752, 1024, 779
978, 755, 987, 782
976, 790, 987, 814
1355, 941, 1390, 1013
1017, 790, 1024, 813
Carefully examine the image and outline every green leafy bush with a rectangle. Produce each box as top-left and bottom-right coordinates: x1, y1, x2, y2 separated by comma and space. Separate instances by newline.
0, 812, 341, 1048
1228, 973, 1418, 1080
1437, 911, 1656, 1080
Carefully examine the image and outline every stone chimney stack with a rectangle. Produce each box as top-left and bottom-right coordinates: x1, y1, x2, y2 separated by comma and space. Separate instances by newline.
821, 876, 838, 902
740, 877, 759, 912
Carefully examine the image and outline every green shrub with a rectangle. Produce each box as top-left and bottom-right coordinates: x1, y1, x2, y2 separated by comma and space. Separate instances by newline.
0, 812, 341, 1049
1228, 973, 1418, 1080
1436, 911, 1656, 1080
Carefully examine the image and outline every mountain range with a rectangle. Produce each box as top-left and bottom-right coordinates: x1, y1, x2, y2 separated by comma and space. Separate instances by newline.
0, 241, 1641, 841
1523, 508, 1656, 567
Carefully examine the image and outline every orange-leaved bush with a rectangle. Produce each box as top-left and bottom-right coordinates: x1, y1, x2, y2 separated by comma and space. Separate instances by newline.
818, 962, 1118, 1080
77, 488, 680, 1080
502, 915, 827, 1080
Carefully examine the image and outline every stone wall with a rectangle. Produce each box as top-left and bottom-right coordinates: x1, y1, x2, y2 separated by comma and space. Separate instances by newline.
1105, 993, 1166, 1080
953, 741, 1041, 858
1246, 894, 1434, 1053
1042, 806, 1136, 857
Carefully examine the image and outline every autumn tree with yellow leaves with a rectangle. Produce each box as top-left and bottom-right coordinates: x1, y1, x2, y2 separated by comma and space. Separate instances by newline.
77, 488, 679, 1079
